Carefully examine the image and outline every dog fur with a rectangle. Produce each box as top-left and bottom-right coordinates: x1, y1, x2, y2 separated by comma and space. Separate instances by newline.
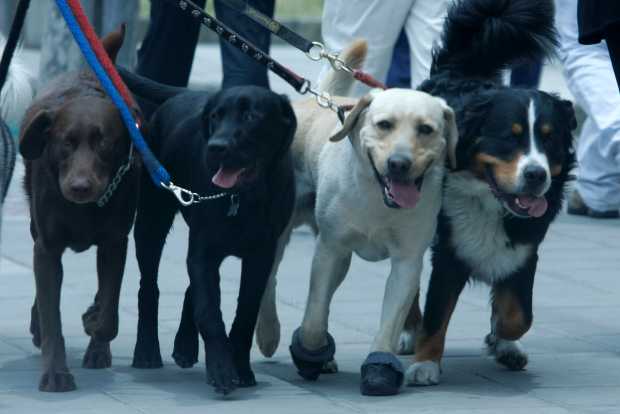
256, 40, 458, 396
20, 27, 140, 392
397, 0, 577, 386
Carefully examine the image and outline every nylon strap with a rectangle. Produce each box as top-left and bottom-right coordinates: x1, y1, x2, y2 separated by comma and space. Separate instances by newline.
218, 0, 314, 53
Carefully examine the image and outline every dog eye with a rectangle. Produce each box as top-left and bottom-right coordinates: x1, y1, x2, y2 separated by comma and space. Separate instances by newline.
417, 124, 435, 135
376, 120, 393, 131
243, 111, 257, 122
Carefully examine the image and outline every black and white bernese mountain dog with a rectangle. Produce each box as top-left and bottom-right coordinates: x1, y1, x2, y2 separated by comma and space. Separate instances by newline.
398, 0, 577, 385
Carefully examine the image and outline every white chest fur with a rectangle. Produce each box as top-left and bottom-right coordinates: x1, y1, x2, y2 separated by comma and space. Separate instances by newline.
442, 173, 532, 283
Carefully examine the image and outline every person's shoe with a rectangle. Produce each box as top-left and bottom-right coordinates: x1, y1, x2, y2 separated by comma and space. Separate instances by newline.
567, 190, 619, 219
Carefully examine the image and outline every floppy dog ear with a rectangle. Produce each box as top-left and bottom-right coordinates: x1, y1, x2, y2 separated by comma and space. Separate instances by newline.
19, 110, 53, 160
275, 94, 297, 160
560, 99, 578, 131
101, 23, 126, 64
329, 92, 375, 142
438, 98, 459, 169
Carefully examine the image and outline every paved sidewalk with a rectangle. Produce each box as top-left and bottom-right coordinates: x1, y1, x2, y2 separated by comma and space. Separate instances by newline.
1, 46, 619, 413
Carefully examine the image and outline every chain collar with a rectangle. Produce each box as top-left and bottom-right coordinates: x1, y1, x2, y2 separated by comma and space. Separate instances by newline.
96, 144, 134, 207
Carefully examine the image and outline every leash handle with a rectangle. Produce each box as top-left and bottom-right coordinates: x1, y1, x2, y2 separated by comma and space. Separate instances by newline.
0, 0, 31, 90
216, 0, 387, 91
55, 0, 171, 187
219, 0, 314, 53
176, 0, 308, 92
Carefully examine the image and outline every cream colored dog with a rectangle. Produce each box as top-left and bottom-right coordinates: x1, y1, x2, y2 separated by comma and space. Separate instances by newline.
256, 41, 458, 396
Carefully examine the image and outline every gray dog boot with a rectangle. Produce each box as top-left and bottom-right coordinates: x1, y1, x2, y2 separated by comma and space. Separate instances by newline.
360, 352, 404, 396
289, 327, 336, 381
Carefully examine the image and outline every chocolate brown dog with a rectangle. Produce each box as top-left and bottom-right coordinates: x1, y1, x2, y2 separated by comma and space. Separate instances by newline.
20, 27, 140, 392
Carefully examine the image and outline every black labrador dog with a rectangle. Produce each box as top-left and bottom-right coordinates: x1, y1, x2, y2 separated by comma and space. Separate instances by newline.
128, 80, 296, 395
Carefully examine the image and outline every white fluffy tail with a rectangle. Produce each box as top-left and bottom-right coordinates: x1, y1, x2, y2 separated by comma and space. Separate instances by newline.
318, 39, 368, 96
0, 35, 35, 129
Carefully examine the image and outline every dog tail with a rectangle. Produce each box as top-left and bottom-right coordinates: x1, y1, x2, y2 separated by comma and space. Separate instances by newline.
117, 66, 188, 120
0, 35, 35, 130
432, 0, 557, 79
319, 39, 368, 96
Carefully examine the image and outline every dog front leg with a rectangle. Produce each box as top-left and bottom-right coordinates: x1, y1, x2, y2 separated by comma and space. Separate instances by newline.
290, 236, 351, 381
186, 237, 236, 395
360, 256, 422, 396
82, 237, 128, 369
33, 241, 75, 392
486, 254, 536, 371
255, 225, 293, 359
406, 256, 468, 386
229, 242, 278, 387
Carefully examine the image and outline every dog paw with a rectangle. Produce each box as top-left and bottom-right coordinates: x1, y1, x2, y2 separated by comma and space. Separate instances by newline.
39, 369, 76, 392
205, 339, 239, 395
397, 329, 416, 355
82, 339, 112, 369
321, 358, 339, 374
172, 334, 199, 369
236, 368, 257, 388
485, 334, 528, 371
255, 316, 280, 358
132, 340, 163, 369
30, 306, 41, 349
405, 361, 440, 386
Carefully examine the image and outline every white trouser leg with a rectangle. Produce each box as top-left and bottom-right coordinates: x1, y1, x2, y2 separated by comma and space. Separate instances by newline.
319, 0, 414, 97
556, 0, 620, 210
405, 0, 451, 88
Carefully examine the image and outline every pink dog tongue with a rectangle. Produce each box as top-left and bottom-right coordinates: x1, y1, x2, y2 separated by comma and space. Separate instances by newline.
388, 181, 421, 208
212, 166, 244, 189
518, 195, 548, 218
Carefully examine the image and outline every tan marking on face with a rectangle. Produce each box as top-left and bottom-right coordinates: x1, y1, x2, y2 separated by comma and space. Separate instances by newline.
512, 123, 524, 136
493, 289, 531, 341
551, 164, 562, 176
415, 296, 457, 363
473, 152, 524, 190
541, 123, 553, 136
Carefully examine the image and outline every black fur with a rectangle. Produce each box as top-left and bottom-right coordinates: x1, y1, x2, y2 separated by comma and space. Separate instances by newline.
130, 84, 296, 395
415, 0, 576, 369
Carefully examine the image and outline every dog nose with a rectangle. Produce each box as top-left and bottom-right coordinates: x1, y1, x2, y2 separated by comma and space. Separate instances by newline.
523, 165, 547, 186
387, 154, 412, 176
207, 140, 229, 157
70, 178, 93, 196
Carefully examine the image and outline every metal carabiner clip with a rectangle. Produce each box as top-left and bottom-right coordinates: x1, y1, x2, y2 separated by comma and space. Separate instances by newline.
163, 182, 196, 207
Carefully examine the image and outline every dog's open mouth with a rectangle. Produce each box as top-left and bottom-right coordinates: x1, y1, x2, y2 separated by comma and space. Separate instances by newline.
212, 165, 257, 189
368, 153, 423, 209
485, 166, 548, 218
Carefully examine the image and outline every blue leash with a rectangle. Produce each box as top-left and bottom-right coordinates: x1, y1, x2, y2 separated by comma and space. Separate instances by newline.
54, 0, 170, 188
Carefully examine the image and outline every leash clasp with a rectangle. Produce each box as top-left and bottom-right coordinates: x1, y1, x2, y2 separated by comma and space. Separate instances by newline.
163, 182, 196, 207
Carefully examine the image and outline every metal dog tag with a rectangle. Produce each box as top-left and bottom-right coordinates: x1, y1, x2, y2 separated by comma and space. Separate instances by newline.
227, 194, 240, 217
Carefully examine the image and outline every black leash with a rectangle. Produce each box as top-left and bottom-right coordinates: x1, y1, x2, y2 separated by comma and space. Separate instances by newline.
0, 0, 31, 90
217, 0, 388, 89
170, 0, 377, 123
219, 0, 314, 54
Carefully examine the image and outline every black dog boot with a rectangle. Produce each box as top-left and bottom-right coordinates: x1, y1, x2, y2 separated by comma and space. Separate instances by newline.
360, 352, 404, 396
289, 328, 336, 381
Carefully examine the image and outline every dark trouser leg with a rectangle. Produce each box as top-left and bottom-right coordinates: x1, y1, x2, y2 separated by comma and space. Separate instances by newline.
136, 0, 206, 86
605, 30, 620, 92
214, 0, 275, 89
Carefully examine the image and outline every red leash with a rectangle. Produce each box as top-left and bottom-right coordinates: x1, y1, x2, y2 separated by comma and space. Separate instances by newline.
66, 0, 141, 125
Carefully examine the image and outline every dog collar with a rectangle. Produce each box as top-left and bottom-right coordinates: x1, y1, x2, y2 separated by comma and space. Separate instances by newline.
96, 143, 134, 207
